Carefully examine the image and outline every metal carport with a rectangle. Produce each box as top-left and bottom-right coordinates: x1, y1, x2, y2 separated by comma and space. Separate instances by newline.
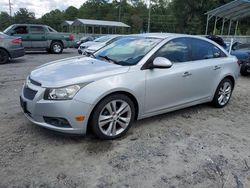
71, 19, 130, 34
205, 0, 250, 35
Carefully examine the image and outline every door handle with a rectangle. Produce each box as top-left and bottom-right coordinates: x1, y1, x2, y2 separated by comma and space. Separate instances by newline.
182, 72, 192, 77
213, 66, 221, 70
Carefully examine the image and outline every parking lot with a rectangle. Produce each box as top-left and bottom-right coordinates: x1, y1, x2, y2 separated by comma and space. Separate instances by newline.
0, 48, 250, 188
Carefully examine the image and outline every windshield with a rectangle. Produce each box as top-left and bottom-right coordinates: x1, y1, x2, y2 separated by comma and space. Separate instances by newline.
3, 25, 14, 33
94, 36, 162, 66
94, 35, 114, 42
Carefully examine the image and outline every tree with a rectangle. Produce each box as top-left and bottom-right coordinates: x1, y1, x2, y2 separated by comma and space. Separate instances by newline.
40, 9, 64, 31
0, 12, 12, 31
14, 8, 36, 24
64, 6, 78, 20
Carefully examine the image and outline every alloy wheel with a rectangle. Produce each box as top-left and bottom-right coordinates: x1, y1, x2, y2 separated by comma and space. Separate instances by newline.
217, 81, 232, 106
98, 100, 132, 137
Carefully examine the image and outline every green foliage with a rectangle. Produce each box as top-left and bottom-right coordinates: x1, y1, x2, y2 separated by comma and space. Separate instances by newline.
0, 0, 249, 34
0, 12, 12, 31
14, 8, 36, 24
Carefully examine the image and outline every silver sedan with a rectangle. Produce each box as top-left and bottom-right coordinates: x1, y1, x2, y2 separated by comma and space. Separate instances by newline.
20, 33, 240, 139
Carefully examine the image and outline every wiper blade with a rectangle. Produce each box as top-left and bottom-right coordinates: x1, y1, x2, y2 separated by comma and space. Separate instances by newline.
98, 55, 119, 65
86, 51, 96, 58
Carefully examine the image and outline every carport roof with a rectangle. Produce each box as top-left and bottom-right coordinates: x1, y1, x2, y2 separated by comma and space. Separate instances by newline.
72, 18, 130, 28
205, 0, 250, 21
62, 20, 74, 26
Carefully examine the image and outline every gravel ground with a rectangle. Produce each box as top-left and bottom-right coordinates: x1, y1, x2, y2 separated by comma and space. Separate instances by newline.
0, 48, 250, 188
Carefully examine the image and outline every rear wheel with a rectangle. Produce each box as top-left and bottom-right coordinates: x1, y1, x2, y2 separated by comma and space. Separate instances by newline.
0, 49, 9, 64
90, 94, 135, 140
212, 78, 233, 108
50, 42, 63, 54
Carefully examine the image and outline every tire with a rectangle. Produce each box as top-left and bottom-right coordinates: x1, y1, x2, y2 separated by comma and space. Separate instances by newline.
212, 78, 233, 108
240, 63, 249, 76
0, 49, 9, 64
90, 94, 135, 140
50, 41, 63, 54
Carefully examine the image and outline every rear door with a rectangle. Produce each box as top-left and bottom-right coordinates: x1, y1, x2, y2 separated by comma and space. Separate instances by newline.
29, 26, 47, 48
188, 38, 227, 99
12, 25, 31, 48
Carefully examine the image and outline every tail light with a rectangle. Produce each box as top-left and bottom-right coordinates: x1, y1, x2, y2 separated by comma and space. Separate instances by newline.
12, 38, 22, 44
69, 34, 74, 41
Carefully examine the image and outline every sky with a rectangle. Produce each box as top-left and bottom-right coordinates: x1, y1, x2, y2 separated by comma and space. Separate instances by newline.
0, 0, 87, 18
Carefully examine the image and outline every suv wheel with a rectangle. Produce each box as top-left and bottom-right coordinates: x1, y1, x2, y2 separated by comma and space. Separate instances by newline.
240, 63, 249, 76
213, 78, 233, 108
0, 49, 9, 64
90, 94, 135, 140
51, 42, 63, 54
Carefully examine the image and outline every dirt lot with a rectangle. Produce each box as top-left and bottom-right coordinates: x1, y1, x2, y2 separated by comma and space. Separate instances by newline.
0, 48, 250, 188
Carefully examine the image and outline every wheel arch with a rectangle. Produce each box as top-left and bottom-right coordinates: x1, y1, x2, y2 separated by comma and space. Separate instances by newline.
51, 40, 64, 48
86, 90, 139, 134
212, 74, 236, 101
223, 75, 235, 89
0, 47, 10, 57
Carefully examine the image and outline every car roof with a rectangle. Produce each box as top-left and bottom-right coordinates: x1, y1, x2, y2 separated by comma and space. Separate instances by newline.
130, 33, 191, 39
12, 24, 49, 27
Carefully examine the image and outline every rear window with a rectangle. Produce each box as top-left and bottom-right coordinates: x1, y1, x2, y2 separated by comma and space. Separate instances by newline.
190, 38, 226, 61
30, 26, 44, 33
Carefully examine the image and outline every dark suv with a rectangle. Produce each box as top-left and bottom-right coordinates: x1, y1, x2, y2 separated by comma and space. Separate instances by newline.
206, 35, 250, 76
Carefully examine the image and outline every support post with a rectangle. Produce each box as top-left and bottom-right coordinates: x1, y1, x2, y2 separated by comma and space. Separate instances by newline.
147, 0, 151, 33
213, 16, 218, 35
228, 20, 232, 35
205, 14, 210, 35
221, 18, 225, 35
234, 21, 239, 36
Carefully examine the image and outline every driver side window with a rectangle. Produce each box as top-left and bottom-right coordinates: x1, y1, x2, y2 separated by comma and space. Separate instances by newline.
153, 38, 191, 63
13, 26, 28, 34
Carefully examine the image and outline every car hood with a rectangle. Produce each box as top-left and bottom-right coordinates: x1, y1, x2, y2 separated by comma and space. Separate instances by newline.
79, 41, 98, 48
231, 49, 250, 60
86, 43, 106, 52
30, 56, 130, 88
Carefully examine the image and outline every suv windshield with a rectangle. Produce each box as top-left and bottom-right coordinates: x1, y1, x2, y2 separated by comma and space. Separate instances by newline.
94, 36, 162, 66
3, 25, 14, 33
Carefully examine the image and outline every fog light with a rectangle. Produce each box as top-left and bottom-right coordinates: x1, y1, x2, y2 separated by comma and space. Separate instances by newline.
44, 117, 71, 128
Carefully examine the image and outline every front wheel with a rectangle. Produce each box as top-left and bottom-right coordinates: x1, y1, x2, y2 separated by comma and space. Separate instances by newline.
90, 94, 135, 140
0, 49, 9, 64
212, 78, 233, 108
50, 42, 63, 54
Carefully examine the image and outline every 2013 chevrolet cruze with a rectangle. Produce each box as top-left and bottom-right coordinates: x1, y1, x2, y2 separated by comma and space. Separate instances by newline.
20, 33, 240, 139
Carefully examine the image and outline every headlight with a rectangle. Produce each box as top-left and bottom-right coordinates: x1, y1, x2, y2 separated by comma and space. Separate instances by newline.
44, 85, 81, 100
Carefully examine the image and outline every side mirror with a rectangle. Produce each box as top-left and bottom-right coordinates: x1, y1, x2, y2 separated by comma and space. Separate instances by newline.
150, 57, 173, 69
10, 32, 14, 36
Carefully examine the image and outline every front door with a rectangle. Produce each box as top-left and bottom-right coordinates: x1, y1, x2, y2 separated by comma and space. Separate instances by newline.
12, 25, 31, 48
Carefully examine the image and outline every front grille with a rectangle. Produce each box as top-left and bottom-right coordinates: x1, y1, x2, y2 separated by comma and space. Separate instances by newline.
23, 87, 37, 100
29, 77, 41, 86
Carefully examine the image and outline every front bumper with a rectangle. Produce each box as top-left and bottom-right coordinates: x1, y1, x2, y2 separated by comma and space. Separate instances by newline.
20, 82, 92, 135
